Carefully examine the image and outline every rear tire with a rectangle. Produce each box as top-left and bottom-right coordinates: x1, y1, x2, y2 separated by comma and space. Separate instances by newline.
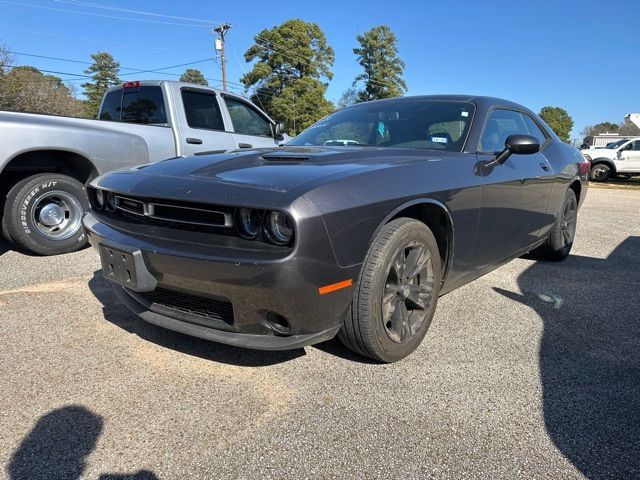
589, 163, 611, 182
338, 217, 442, 363
3, 174, 88, 255
529, 189, 577, 262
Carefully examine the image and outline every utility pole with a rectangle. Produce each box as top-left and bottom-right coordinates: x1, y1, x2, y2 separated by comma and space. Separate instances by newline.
213, 23, 231, 91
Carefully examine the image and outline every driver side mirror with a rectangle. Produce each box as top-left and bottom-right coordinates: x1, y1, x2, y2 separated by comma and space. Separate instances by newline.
491, 134, 540, 166
274, 122, 286, 140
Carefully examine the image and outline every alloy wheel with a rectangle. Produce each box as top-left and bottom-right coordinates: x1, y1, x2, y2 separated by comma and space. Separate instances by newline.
381, 241, 435, 343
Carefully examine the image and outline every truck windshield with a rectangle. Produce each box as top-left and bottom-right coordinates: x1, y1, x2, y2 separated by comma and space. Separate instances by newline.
289, 100, 475, 152
605, 139, 629, 149
99, 86, 167, 124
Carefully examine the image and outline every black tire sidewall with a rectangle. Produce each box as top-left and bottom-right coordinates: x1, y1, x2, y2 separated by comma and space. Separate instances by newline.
358, 219, 442, 362
549, 189, 577, 258
4, 174, 88, 255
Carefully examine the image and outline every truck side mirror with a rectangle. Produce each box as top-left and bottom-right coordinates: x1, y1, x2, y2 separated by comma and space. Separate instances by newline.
274, 122, 286, 140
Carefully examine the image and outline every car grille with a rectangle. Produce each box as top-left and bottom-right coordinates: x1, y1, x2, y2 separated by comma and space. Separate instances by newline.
136, 287, 234, 326
113, 194, 233, 229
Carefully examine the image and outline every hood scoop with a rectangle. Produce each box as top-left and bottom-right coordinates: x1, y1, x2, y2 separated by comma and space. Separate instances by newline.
261, 155, 311, 163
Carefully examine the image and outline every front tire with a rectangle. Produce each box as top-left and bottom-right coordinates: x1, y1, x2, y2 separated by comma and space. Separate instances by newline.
339, 218, 442, 363
3, 174, 89, 255
589, 163, 611, 182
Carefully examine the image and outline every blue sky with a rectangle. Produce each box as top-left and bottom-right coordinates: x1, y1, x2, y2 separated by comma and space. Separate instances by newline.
0, 0, 638, 139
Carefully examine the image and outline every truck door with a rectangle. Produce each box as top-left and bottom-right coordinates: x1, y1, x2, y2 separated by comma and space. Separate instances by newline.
619, 140, 640, 172
221, 95, 282, 150
178, 88, 236, 156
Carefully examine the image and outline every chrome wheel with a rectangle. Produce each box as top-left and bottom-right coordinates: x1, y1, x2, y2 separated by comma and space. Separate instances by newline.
381, 241, 435, 344
590, 165, 610, 181
30, 190, 83, 241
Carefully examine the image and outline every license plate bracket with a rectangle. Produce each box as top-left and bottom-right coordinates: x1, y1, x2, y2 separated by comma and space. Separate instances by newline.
100, 245, 139, 288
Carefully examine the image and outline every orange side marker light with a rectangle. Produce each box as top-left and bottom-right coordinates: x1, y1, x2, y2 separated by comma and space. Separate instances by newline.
318, 279, 353, 295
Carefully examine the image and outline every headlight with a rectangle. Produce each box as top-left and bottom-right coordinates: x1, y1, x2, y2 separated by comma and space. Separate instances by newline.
94, 189, 105, 210
583, 154, 592, 161
236, 208, 262, 238
265, 211, 294, 245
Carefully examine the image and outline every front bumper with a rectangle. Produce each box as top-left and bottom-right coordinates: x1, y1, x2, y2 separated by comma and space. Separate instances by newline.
83, 212, 358, 350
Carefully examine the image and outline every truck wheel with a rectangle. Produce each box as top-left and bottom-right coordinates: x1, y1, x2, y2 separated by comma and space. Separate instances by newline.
590, 164, 611, 182
338, 218, 442, 363
529, 189, 577, 262
3, 174, 88, 255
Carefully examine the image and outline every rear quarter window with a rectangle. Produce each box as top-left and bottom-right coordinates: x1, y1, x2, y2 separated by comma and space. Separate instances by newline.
99, 90, 122, 121
121, 86, 167, 124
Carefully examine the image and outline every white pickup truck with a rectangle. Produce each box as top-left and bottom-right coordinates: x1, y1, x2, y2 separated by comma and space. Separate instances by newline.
0, 80, 288, 255
581, 137, 640, 181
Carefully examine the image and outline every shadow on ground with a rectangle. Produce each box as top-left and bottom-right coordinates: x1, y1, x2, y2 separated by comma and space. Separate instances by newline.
88, 271, 305, 367
7, 405, 157, 480
496, 236, 640, 479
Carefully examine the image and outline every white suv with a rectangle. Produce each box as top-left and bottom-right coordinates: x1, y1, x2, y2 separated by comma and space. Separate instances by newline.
581, 138, 640, 181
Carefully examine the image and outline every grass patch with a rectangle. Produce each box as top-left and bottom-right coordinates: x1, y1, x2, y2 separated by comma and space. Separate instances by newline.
589, 177, 640, 190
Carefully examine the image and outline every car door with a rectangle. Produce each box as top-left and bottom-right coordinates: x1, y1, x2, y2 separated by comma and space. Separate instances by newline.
619, 140, 640, 172
221, 95, 282, 149
178, 88, 236, 156
474, 108, 554, 268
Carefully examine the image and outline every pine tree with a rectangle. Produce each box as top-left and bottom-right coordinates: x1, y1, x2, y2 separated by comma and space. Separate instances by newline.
353, 26, 407, 102
82, 52, 120, 118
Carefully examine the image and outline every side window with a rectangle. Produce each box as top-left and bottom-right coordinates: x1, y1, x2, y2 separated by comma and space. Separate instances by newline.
181, 90, 224, 130
121, 86, 167, 124
223, 97, 272, 137
633, 141, 640, 151
99, 90, 122, 121
521, 114, 548, 144
479, 109, 528, 153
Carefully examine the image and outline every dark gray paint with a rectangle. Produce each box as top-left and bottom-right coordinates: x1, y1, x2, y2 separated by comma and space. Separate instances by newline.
84, 95, 589, 350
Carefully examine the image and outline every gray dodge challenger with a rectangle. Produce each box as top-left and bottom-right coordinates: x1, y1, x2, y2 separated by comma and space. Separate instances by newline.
83, 95, 590, 362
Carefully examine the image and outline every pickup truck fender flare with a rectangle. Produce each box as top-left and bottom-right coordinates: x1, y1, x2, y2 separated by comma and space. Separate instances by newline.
2, 146, 100, 183
590, 157, 617, 173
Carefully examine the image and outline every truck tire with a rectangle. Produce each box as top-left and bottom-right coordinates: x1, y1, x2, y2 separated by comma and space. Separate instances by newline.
589, 163, 611, 182
3, 173, 89, 255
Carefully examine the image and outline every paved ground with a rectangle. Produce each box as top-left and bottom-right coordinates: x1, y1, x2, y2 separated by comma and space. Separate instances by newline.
1, 188, 639, 480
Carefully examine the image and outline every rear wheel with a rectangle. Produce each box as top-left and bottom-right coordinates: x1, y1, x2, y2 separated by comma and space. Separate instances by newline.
339, 217, 442, 362
530, 189, 577, 262
590, 163, 611, 182
2, 173, 88, 255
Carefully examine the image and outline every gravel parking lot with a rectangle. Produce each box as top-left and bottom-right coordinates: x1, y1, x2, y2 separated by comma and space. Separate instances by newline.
1, 187, 639, 480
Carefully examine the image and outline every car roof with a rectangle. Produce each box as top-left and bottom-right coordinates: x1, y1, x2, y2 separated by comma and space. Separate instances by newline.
357, 94, 527, 111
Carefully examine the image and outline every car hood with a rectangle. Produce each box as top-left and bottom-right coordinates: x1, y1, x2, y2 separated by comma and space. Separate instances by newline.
111, 146, 446, 194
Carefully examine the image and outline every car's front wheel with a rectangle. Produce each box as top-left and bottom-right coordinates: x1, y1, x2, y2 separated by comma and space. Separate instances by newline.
2, 173, 88, 255
339, 217, 442, 362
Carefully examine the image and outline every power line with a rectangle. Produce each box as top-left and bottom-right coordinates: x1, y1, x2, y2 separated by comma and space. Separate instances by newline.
53, 0, 224, 25
0, 0, 212, 28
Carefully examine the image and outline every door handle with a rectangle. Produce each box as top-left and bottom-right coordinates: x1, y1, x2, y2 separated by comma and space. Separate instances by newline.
238, 143, 253, 149
539, 162, 550, 171
186, 138, 203, 145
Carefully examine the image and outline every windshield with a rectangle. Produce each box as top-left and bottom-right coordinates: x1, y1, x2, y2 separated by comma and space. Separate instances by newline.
289, 100, 475, 152
605, 139, 629, 149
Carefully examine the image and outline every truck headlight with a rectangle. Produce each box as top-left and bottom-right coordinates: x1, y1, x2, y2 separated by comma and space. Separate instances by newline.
94, 189, 105, 210
265, 211, 294, 245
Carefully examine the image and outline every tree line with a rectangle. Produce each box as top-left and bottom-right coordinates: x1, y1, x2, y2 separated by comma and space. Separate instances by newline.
3, 19, 636, 141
